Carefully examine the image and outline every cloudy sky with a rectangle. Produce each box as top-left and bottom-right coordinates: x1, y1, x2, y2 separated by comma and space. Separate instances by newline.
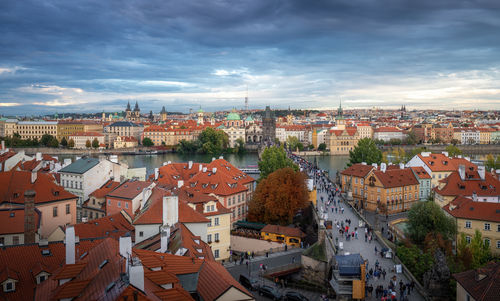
1, 0, 500, 115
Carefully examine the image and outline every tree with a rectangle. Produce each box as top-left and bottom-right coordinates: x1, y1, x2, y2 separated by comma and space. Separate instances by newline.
389, 138, 401, 145
198, 127, 229, 155
348, 138, 382, 166
485, 154, 500, 170
407, 201, 456, 245
445, 145, 462, 157
405, 130, 418, 145
40, 134, 55, 147
258, 146, 298, 179
177, 139, 199, 154
234, 137, 245, 154
142, 137, 154, 147
390, 147, 406, 164
92, 138, 100, 149
396, 244, 434, 282
60, 137, 68, 147
248, 167, 309, 225
451, 139, 459, 146
85, 139, 91, 148
457, 231, 491, 270
286, 136, 302, 151
68, 139, 75, 148
317, 143, 327, 151
49, 137, 59, 148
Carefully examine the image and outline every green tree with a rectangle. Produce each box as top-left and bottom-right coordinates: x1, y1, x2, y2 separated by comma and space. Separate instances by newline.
49, 137, 59, 148
390, 147, 406, 164
485, 154, 500, 170
405, 130, 418, 145
85, 139, 91, 148
199, 127, 229, 155
248, 167, 309, 225
407, 201, 456, 245
234, 137, 246, 154
92, 138, 100, 149
60, 137, 68, 147
445, 145, 462, 157
68, 139, 75, 148
317, 143, 327, 151
451, 139, 460, 146
396, 244, 434, 282
389, 138, 401, 145
286, 136, 302, 151
177, 139, 199, 154
457, 231, 491, 270
142, 137, 154, 147
40, 134, 54, 147
348, 138, 382, 166
258, 146, 298, 179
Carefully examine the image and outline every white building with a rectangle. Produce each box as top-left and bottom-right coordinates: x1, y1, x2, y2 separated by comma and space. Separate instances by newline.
68, 132, 105, 149
373, 127, 406, 142
457, 128, 480, 145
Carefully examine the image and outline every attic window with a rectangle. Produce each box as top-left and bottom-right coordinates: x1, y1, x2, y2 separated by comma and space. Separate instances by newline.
99, 259, 109, 269
202, 184, 208, 188
53, 191, 59, 196
13, 193, 18, 198
4, 281, 14, 292
211, 184, 218, 189
443, 161, 448, 165
41, 249, 52, 256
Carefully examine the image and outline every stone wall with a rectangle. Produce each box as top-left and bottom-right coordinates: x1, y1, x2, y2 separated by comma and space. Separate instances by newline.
301, 253, 328, 283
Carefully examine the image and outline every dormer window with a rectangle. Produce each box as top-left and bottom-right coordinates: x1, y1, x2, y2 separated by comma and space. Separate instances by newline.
202, 184, 208, 188
3, 280, 15, 292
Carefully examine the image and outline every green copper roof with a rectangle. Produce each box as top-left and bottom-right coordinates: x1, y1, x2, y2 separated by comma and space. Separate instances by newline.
59, 157, 99, 174
245, 115, 254, 121
227, 112, 241, 121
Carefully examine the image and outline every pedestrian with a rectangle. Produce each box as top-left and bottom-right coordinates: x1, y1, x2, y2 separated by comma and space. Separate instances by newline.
375, 246, 378, 255
275, 277, 279, 287
382, 269, 386, 280
281, 278, 285, 288
365, 233, 368, 242
355, 230, 358, 239
245, 260, 249, 269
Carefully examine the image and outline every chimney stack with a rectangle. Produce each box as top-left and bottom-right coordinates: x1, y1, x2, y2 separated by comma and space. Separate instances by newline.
129, 257, 144, 291
458, 164, 465, 181
478, 165, 485, 180
380, 163, 387, 173
372, 163, 378, 169
24, 190, 36, 244
212, 167, 217, 174
399, 163, 405, 170
199, 164, 203, 172
154, 168, 159, 180
36, 152, 42, 161
65, 226, 76, 264
177, 180, 184, 188
188, 161, 193, 169
160, 226, 170, 253
219, 156, 223, 159
1, 140, 4, 150
162, 196, 179, 226
212, 157, 215, 162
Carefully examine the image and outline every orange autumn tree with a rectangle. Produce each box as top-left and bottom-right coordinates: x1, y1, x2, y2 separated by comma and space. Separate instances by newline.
248, 167, 309, 225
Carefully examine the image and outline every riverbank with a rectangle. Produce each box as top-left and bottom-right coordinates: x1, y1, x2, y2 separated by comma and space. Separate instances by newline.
379, 143, 500, 155
6, 146, 174, 156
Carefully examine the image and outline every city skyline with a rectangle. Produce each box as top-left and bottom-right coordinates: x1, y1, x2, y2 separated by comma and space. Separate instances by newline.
1, 0, 500, 115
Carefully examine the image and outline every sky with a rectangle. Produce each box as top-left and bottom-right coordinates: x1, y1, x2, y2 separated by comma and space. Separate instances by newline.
1, 0, 500, 115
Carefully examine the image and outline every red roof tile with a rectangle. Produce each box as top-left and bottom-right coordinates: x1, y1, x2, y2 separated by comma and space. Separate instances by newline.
154, 287, 195, 301
0, 206, 41, 235
197, 260, 253, 300
417, 153, 477, 172
410, 166, 431, 179
453, 261, 500, 301
73, 211, 134, 240
107, 180, 152, 199
372, 168, 419, 188
443, 196, 500, 223
261, 224, 305, 238
341, 163, 374, 178
436, 171, 500, 197
89, 180, 121, 198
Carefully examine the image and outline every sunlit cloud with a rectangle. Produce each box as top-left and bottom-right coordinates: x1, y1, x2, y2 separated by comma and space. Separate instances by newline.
0, 102, 21, 107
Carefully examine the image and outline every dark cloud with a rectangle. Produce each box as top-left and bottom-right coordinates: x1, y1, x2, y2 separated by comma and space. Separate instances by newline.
0, 0, 499, 114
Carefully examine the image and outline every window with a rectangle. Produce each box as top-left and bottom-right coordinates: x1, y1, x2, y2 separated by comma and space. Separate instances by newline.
13, 236, 19, 245
497, 224, 500, 232
0, 237, 4, 245
139, 231, 144, 237
5, 282, 14, 292
38, 275, 46, 284
465, 221, 471, 228
214, 249, 219, 258
53, 206, 58, 217
466, 236, 471, 244
355, 178, 358, 184
215, 233, 219, 241
108, 200, 111, 205
125, 203, 129, 209
360, 179, 364, 185
484, 238, 491, 246
208, 219, 212, 227
485, 223, 491, 231
117, 201, 121, 208
497, 241, 500, 249
66, 204, 70, 214
214, 217, 219, 226
207, 234, 212, 243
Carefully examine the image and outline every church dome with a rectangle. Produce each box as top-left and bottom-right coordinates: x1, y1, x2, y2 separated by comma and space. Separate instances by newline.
227, 112, 241, 121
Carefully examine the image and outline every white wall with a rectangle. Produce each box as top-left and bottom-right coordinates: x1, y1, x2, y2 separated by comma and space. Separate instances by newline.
135, 224, 161, 244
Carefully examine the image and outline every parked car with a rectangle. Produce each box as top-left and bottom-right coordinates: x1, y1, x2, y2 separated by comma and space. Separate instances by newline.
239, 274, 259, 291
258, 285, 282, 300
284, 291, 309, 301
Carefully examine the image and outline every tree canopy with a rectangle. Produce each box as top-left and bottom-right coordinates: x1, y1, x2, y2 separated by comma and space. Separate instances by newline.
286, 136, 303, 151
445, 145, 462, 157
68, 139, 75, 148
317, 143, 327, 151
248, 167, 309, 225
456, 231, 492, 271
407, 201, 456, 245
177, 127, 229, 155
85, 139, 91, 148
92, 138, 100, 149
258, 146, 298, 179
485, 154, 500, 170
142, 137, 154, 147
348, 138, 382, 166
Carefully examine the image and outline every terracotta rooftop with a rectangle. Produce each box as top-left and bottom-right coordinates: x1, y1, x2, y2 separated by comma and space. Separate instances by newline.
261, 224, 305, 238
453, 261, 500, 301
341, 163, 374, 178
435, 171, 500, 197
374, 126, 402, 132
197, 260, 252, 300
410, 166, 431, 179
89, 180, 121, 198
372, 168, 419, 188
443, 196, 500, 223
0, 170, 77, 205
73, 211, 134, 240
417, 153, 477, 172
107, 180, 152, 200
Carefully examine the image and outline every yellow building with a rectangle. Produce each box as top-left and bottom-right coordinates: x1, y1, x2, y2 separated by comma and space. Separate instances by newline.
340, 163, 375, 208
444, 196, 500, 256
261, 224, 305, 247
479, 128, 493, 144
356, 124, 373, 139
113, 136, 138, 148
364, 165, 420, 214
143, 125, 167, 146
15, 121, 58, 140
327, 128, 360, 155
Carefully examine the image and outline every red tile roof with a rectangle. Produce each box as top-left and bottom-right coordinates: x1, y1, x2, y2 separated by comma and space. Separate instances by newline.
0, 170, 77, 205
0, 151, 17, 163
13, 159, 42, 172
107, 180, 152, 199
70, 131, 104, 137
435, 171, 500, 197
89, 180, 121, 199
374, 126, 402, 132
453, 261, 500, 301
73, 211, 134, 240
443, 196, 500, 223
372, 168, 419, 188
0, 239, 102, 301
417, 153, 477, 172
261, 224, 305, 238
329, 128, 358, 136
154, 287, 195, 301
197, 260, 253, 300
410, 166, 431, 179
341, 163, 374, 178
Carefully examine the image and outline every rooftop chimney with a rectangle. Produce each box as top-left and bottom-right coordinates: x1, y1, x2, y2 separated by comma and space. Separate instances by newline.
63, 158, 72, 166
65, 226, 76, 265
154, 168, 159, 180
24, 190, 36, 244
109, 155, 118, 164
129, 257, 144, 291
219, 156, 223, 159
421, 152, 431, 157
361, 162, 367, 165
188, 161, 193, 169
380, 163, 387, 173
36, 152, 42, 161
160, 226, 170, 253
167, 161, 171, 165
212, 157, 215, 162
177, 180, 184, 188
162, 196, 179, 226
199, 164, 203, 172
442, 151, 449, 157
478, 166, 485, 180
458, 164, 465, 181
203, 167, 207, 172
399, 163, 405, 170
31, 171, 37, 184
163, 162, 168, 166
372, 163, 378, 169
1, 141, 4, 150
212, 167, 217, 174
119, 235, 132, 272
